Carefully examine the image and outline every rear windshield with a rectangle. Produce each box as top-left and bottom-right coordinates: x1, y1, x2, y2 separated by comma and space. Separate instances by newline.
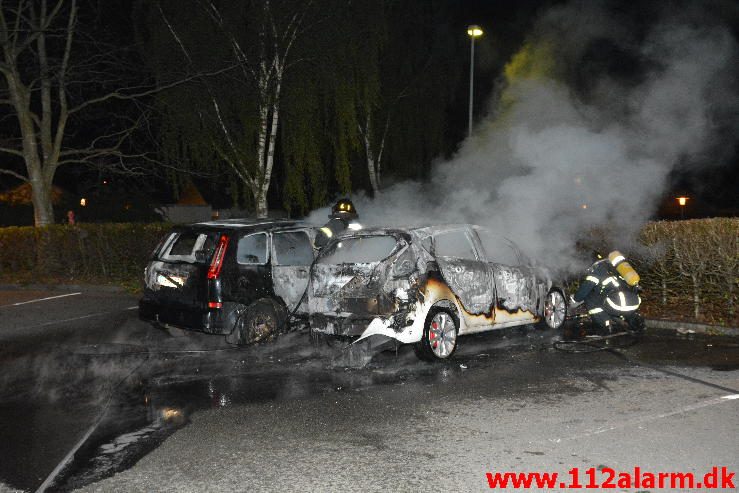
159, 231, 218, 263
318, 235, 399, 264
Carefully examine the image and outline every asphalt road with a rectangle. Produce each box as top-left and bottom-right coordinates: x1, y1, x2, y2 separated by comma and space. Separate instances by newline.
0, 289, 737, 492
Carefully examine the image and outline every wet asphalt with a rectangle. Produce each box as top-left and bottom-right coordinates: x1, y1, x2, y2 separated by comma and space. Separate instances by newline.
0, 290, 737, 492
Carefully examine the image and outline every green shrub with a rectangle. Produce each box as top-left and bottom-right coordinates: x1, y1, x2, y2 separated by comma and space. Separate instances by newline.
0, 223, 171, 285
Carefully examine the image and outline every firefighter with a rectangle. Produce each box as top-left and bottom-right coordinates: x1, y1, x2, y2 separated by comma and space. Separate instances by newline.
315, 198, 361, 248
571, 250, 643, 333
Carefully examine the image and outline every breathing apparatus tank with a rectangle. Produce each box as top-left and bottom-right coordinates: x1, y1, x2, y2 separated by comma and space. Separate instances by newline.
608, 250, 640, 286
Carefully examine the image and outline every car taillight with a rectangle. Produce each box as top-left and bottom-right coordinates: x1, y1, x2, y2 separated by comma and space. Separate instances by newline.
208, 302, 223, 309
208, 234, 230, 280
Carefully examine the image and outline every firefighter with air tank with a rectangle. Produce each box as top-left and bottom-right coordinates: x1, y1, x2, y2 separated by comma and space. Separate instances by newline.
571, 250, 645, 334
315, 198, 362, 248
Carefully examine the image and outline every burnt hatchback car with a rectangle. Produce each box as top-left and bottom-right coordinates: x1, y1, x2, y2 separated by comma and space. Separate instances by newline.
139, 219, 316, 345
308, 224, 567, 360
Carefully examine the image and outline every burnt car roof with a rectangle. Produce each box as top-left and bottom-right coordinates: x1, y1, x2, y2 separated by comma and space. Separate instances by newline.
336, 224, 478, 237
180, 218, 309, 233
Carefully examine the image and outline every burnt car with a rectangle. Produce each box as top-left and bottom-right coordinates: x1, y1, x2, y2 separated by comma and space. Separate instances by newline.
308, 224, 567, 360
139, 219, 316, 345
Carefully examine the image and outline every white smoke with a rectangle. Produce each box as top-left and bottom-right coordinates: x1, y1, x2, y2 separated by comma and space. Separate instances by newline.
310, 0, 738, 274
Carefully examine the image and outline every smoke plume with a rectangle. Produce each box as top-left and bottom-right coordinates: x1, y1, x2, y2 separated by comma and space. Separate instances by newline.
310, 0, 739, 274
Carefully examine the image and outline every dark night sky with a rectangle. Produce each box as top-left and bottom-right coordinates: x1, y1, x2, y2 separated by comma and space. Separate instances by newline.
1, 0, 736, 220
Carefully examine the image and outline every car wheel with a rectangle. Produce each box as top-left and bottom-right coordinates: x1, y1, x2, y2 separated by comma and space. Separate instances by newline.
414, 307, 458, 361
541, 288, 567, 330
237, 300, 279, 346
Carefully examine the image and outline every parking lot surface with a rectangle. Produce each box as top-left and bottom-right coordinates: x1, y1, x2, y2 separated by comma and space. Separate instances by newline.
0, 289, 737, 492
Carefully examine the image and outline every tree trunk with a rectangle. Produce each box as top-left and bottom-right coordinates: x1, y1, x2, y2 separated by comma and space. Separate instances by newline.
255, 190, 268, 218
691, 273, 700, 320
728, 280, 734, 320
30, 174, 54, 226
661, 278, 667, 306
360, 115, 381, 195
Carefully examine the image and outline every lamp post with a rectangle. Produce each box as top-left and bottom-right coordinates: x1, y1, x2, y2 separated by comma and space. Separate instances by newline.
676, 196, 689, 219
467, 25, 483, 138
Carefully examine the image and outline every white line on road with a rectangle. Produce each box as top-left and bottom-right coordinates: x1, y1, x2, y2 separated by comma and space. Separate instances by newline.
551, 394, 738, 443
12, 308, 135, 332
0, 292, 81, 308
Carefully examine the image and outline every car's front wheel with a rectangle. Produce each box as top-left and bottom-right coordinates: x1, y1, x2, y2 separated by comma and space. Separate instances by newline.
414, 307, 458, 361
541, 289, 567, 330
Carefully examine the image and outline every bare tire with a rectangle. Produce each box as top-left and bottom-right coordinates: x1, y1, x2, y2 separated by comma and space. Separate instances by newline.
237, 300, 279, 346
414, 307, 458, 361
541, 289, 567, 330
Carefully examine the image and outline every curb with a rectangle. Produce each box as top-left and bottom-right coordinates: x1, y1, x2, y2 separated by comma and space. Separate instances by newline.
0, 283, 126, 293
645, 318, 739, 337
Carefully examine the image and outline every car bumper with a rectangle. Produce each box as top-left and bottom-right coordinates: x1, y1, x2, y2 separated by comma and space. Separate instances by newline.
138, 297, 233, 335
309, 310, 424, 344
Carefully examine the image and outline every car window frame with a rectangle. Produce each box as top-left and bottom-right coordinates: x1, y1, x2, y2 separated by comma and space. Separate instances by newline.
271, 229, 314, 266
158, 230, 213, 264
236, 231, 270, 266
473, 226, 531, 266
317, 233, 402, 265
432, 227, 481, 261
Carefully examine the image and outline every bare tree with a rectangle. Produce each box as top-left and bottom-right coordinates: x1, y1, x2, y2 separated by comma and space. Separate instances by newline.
707, 218, 738, 321
159, 0, 310, 218
672, 220, 716, 320
637, 221, 679, 306
0, 0, 204, 226
357, 112, 388, 195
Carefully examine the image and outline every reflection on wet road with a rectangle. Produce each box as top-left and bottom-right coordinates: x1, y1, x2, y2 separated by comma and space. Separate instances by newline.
0, 290, 737, 492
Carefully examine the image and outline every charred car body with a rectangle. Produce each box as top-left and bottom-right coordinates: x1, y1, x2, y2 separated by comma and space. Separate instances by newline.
308, 225, 567, 360
139, 219, 315, 345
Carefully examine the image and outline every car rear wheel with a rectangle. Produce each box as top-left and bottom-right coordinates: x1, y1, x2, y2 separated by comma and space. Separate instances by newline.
414, 307, 458, 361
541, 289, 567, 330
236, 300, 279, 346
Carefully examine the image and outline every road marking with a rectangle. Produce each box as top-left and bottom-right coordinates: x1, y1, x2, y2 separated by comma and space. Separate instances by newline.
551, 394, 738, 443
126, 306, 138, 310
1, 292, 81, 308
12, 308, 135, 332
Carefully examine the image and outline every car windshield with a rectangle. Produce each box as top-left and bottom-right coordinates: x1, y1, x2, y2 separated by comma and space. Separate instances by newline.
318, 235, 398, 264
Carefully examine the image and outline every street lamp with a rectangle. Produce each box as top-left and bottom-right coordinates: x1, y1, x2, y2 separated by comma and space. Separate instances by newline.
467, 25, 483, 138
676, 196, 689, 219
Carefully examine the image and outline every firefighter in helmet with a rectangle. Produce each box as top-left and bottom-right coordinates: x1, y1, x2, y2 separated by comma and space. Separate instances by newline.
315, 198, 361, 248
571, 250, 644, 333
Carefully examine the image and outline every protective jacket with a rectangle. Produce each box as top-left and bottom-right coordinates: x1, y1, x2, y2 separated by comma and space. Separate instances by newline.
315, 217, 359, 248
574, 259, 641, 318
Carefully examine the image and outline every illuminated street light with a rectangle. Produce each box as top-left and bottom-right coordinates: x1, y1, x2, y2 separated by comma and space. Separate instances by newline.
467, 25, 483, 138
80, 198, 87, 207
676, 196, 689, 219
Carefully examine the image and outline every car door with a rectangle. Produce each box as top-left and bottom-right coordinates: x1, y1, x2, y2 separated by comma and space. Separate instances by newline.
433, 228, 494, 327
230, 231, 272, 305
271, 229, 314, 313
144, 228, 218, 327
474, 227, 537, 324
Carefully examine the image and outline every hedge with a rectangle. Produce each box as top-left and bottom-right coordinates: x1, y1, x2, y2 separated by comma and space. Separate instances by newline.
580, 217, 738, 326
633, 218, 738, 326
0, 223, 171, 285
0, 219, 736, 325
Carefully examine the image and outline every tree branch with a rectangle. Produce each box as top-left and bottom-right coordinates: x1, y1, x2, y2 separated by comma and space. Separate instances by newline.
0, 168, 28, 182
68, 66, 236, 115
0, 145, 25, 158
